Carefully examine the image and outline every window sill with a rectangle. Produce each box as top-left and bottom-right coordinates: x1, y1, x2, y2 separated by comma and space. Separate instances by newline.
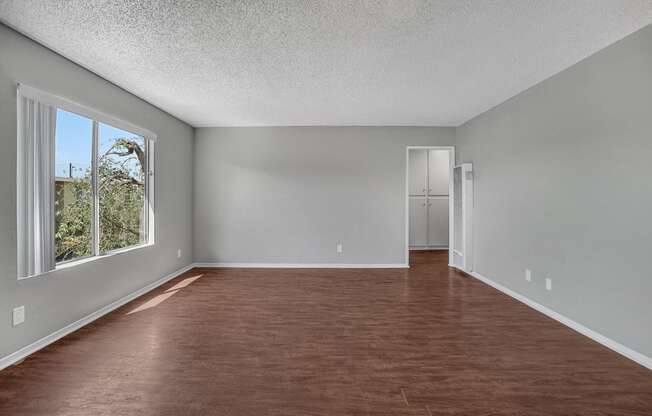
18, 243, 154, 280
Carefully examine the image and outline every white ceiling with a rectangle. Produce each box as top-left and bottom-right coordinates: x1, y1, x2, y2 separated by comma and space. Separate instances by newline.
1, 1, 652, 127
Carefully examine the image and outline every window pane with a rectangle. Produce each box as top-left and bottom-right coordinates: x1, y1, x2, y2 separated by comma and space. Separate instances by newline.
98, 123, 147, 252
54, 109, 93, 262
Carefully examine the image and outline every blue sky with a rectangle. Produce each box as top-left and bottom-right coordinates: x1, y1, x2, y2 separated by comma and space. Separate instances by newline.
55, 109, 143, 178
55, 109, 91, 177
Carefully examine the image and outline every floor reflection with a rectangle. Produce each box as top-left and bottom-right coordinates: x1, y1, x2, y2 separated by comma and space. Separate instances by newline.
126, 274, 203, 315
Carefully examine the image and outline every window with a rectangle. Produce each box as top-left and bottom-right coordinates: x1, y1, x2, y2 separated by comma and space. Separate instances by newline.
98, 123, 148, 252
54, 109, 93, 262
17, 84, 155, 278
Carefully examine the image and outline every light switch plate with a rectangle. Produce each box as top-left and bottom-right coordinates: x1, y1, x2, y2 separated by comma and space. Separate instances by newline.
13, 306, 25, 326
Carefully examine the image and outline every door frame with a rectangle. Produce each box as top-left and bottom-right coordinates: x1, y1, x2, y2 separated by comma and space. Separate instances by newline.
405, 146, 455, 267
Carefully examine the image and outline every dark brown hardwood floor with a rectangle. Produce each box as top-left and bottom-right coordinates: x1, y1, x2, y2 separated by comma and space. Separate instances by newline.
1, 251, 650, 415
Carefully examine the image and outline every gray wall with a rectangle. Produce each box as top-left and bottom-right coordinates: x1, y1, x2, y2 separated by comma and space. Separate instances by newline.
456, 25, 652, 357
194, 127, 454, 264
0, 24, 194, 359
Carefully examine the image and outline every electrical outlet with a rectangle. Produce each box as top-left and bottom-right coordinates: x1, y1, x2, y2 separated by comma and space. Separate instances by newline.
177, 249, 182, 259
525, 269, 532, 282
336, 243, 343, 254
13, 306, 25, 326
545, 278, 552, 291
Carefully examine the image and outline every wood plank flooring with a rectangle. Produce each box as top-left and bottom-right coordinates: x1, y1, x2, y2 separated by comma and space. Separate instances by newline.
1, 251, 650, 415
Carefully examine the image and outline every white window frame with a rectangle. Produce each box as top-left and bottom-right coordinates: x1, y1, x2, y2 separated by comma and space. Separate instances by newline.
17, 83, 156, 278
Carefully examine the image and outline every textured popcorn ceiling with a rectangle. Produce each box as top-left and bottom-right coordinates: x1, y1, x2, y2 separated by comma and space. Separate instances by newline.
1, 1, 652, 127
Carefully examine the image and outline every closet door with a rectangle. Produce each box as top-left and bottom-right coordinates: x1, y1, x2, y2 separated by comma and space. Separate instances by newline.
409, 197, 428, 246
428, 197, 449, 247
408, 149, 428, 196
428, 149, 450, 196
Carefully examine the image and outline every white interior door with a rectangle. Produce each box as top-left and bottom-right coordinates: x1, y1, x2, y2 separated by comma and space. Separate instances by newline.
408, 149, 427, 196
428, 197, 449, 247
409, 197, 428, 246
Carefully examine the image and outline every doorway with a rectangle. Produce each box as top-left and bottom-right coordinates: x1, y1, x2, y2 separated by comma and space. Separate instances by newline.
405, 146, 455, 266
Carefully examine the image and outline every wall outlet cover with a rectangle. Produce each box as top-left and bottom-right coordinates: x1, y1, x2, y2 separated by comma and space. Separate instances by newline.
525, 269, 532, 282
13, 306, 25, 326
545, 278, 552, 291
336, 243, 343, 253
177, 249, 182, 259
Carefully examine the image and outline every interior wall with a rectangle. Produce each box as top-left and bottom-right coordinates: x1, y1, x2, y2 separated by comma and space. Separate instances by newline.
0, 24, 194, 359
193, 127, 454, 265
456, 24, 652, 358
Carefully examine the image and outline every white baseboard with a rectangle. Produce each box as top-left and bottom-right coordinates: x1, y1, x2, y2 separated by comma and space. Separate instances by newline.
193, 262, 409, 269
0, 263, 194, 371
467, 270, 652, 371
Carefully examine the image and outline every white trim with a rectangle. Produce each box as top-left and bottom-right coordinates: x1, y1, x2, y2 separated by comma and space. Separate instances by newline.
17, 83, 157, 141
0, 263, 194, 371
466, 269, 652, 371
91, 119, 100, 256
19, 242, 155, 281
193, 262, 409, 269
452, 162, 474, 272
405, 146, 455, 267
145, 139, 156, 245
